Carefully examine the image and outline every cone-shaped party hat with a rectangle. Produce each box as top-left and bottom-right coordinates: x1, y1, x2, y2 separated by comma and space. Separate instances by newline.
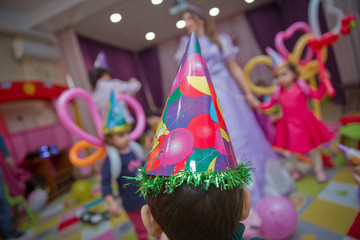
103, 91, 131, 134
338, 144, 360, 165
94, 51, 109, 70
134, 32, 252, 197
266, 47, 287, 70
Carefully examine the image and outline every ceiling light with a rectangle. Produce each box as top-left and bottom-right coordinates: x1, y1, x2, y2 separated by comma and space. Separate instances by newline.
110, 13, 122, 23
151, 0, 163, 5
176, 20, 186, 29
245, 0, 254, 3
145, 32, 155, 41
209, 7, 220, 17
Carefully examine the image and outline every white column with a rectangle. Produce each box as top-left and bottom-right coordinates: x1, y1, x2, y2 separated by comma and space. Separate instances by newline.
56, 26, 96, 136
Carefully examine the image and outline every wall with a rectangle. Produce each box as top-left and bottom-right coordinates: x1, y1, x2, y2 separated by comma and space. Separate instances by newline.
0, 34, 26, 80
0, 32, 66, 133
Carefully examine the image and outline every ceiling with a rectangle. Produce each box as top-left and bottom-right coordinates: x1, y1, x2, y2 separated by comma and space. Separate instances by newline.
0, 0, 274, 52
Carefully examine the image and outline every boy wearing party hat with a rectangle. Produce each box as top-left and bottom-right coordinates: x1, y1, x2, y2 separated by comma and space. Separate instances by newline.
101, 91, 148, 240
132, 33, 254, 240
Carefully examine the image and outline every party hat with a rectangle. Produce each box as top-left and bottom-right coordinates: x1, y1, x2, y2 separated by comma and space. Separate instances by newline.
134, 32, 252, 197
103, 91, 131, 134
266, 47, 287, 70
338, 144, 360, 165
94, 51, 109, 70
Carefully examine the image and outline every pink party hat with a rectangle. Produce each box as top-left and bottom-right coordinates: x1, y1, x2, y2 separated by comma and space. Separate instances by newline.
134, 32, 252, 197
94, 51, 109, 70
266, 47, 287, 70
338, 144, 360, 165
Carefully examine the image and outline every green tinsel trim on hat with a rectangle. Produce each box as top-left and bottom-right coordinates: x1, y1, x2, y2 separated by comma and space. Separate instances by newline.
126, 163, 253, 198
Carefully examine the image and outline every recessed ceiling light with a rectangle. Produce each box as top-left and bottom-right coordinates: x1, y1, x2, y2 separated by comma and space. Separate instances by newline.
145, 32, 156, 41
245, 0, 255, 3
176, 20, 186, 29
110, 13, 122, 23
209, 7, 220, 17
151, 0, 163, 5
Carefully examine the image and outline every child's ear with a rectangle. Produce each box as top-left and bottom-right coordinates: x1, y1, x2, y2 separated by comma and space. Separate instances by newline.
240, 188, 252, 221
141, 205, 163, 237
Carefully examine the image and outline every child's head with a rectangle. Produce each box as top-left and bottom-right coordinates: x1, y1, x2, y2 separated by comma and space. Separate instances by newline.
141, 181, 251, 240
104, 131, 130, 151
90, 68, 111, 89
134, 32, 253, 240
145, 109, 161, 128
274, 63, 299, 89
103, 91, 131, 150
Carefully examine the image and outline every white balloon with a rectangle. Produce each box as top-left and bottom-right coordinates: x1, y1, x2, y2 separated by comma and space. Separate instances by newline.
308, 0, 344, 38
27, 189, 48, 212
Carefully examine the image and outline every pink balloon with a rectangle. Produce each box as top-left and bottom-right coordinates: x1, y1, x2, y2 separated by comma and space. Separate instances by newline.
56, 88, 104, 146
56, 89, 145, 146
116, 94, 145, 140
275, 22, 313, 65
159, 128, 194, 165
255, 196, 298, 240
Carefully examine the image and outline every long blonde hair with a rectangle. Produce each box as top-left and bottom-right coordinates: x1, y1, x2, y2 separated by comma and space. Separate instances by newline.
184, 6, 222, 51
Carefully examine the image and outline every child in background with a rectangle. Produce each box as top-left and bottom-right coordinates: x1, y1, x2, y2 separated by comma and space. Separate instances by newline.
260, 47, 334, 183
144, 109, 162, 149
101, 91, 148, 240
133, 33, 262, 240
90, 51, 142, 123
0, 133, 25, 239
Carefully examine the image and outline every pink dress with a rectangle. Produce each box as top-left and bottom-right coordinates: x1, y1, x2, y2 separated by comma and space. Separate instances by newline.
261, 79, 334, 154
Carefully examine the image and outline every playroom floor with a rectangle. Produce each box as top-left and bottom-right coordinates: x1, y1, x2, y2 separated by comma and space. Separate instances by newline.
16, 101, 360, 240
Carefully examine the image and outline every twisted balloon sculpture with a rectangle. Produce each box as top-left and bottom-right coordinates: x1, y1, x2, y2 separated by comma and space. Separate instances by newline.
308, 0, 356, 97
56, 88, 145, 167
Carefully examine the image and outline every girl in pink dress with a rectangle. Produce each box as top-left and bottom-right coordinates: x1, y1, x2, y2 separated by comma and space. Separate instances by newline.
261, 48, 334, 183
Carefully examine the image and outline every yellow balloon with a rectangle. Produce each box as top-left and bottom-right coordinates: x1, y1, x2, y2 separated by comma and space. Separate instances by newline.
243, 33, 328, 98
188, 76, 211, 95
243, 56, 275, 96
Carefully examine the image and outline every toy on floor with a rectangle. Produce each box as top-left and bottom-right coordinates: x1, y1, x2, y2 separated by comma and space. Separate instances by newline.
339, 123, 360, 150
79, 210, 109, 225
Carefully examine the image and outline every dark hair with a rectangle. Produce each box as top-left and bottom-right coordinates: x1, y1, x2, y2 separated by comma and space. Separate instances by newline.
274, 63, 299, 79
89, 68, 110, 89
145, 108, 162, 118
286, 63, 299, 78
146, 182, 244, 240
184, 6, 222, 51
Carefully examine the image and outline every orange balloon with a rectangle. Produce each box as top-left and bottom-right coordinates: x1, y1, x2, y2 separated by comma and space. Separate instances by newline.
69, 140, 106, 167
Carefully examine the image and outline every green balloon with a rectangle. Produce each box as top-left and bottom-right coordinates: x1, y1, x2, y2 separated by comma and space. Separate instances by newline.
71, 180, 92, 202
